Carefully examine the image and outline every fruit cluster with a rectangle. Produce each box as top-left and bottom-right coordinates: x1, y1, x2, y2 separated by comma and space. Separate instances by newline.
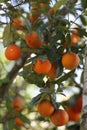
11, 96, 82, 127
4, 2, 82, 128
38, 99, 69, 127
66, 96, 82, 122
11, 96, 25, 127
37, 97, 82, 126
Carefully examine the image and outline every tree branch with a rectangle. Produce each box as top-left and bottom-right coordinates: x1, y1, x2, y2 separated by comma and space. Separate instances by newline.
0, 54, 28, 103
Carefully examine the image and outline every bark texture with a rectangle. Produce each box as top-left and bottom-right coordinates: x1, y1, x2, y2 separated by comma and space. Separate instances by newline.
80, 45, 87, 130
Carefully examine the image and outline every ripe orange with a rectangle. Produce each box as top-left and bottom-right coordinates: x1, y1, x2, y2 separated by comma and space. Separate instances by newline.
15, 117, 24, 126
46, 63, 57, 79
40, 3, 46, 9
50, 109, 69, 126
72, 96, 82, 113
32, 4, 37, 9
38, 99, 55, 117
33, 59, 52, 74
31, 8, 41, 17
11, 96, 24, 112
12, 18, 25, 27
49, 8, 54, 15
29, 15, 38, 23
71, 34, 80, 45
29, 5, 41, 23
66, 106, 81, 122
62, 52, 80, 70
71, 29, 81, 45
25, 31, 42, 48
5, 44, 21, 60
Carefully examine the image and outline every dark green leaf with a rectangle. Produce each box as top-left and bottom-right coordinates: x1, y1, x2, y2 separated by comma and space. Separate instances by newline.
22, 16, 32, 33
3, 23, 18, 46
50, 29, 65, 46
81, 0, 87, 9
80, 15, 87, 26
8, 119, 15, 130
54, 0, 66, 12
0, 78, 9, 87
22, 71, 44, 87
54, 70, 75, 85
67, 123, 80, 130
19, 114, 30, 124
65, 33, 71, 48
56, 60, 63, 77
29, 93, 42, 108
5, 96, 12, 112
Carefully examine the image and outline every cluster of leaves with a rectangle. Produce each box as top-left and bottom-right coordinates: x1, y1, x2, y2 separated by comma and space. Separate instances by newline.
0, 0, 87, 130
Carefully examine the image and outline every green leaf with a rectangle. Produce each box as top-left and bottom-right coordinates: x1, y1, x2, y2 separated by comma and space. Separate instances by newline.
22, 16, 32, 33
66, 123, 80, 130
20, 68, 44, 87
3, 23, 13, 46
50, 29, 65, 46
54, 0, 66, 12
8, 119, 15, 130
78, 27, 87, 37
54, 70, 75, 85
57, 60, 63, 77
37, 23, 47, 35
15, 125, 21, 130
3, 23, 18, 46
65, 33, 72, 47
19, 114, 30, 124
29, 93, 42, 108
81, 0, 87, 9
0, 0, 5, 2
80, 15, 87, 26
0, 78, 9, 87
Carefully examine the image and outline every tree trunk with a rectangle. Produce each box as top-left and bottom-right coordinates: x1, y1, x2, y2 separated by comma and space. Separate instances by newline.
80, 44, 87, 130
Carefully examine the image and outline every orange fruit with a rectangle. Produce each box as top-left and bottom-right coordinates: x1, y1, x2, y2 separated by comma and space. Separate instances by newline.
71, 33, 81, 45
40, 3, 46, 9
32, 4, 37, 9
25, 31, 42, 48
46, 63, 57, 79
63, 29, 81, 47
15, 117, 24, 126
38, 99, 55, 117
31, 8, 41, 17
71, 29, 81, 45
11, 96, 24, 112
29, 5, 41, 23
49, 8, 54, 15
5, 44, 21, 60
62, 52, 80, 70
66, 106, 81, 122
72, 96, 82, 113
33, 59, 52, 74
50, 109, 69, 126
12, 18, 25, 27
29, 15, 38, 23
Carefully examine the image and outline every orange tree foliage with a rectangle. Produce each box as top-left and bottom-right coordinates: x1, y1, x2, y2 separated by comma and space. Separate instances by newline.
0, 0, 87, 130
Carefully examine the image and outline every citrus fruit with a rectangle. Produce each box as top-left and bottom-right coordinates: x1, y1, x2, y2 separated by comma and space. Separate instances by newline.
62, 52, 80, 70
